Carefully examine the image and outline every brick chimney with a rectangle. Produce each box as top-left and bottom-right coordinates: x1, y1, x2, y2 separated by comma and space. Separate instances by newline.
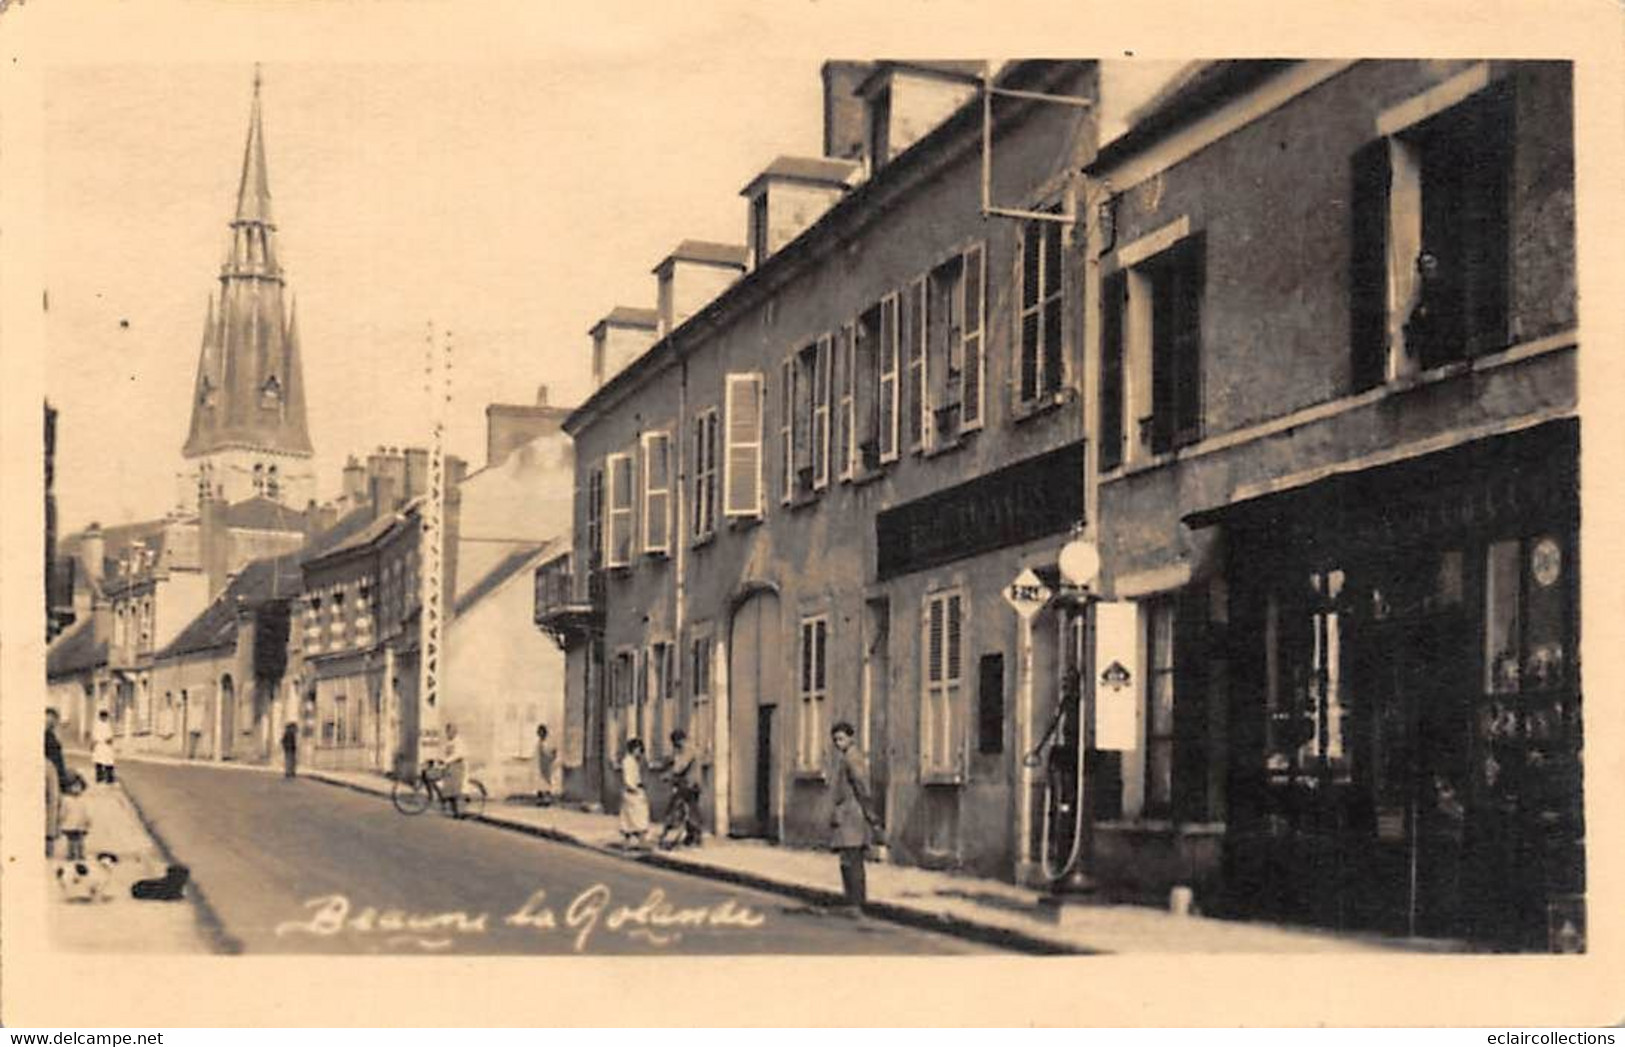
822, 61, 875, 162
342, 455, 368, 506
403, 447, 429, 502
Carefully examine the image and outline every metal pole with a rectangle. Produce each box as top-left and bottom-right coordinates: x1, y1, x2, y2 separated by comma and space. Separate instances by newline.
1017, 611, 1037, 880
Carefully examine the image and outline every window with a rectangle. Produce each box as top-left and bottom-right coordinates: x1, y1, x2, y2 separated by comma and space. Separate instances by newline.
650, 641, 674, 756
960, 243, 986, 429
690, 630, 714, 757
1018, 211, 1064, 404
1099, 271, 1127, 471
750, 193, 769, 269
723, 373, 764, 518
877, 293, 900, 462
1485, 534, 1570, 697
1145, 601, 1176, 817
1351, 77, 1513, 390
976, 652, 1004, 754
1263, 571, 1347, 795
333, 695, 349, 748
604, 452, 634, 568
785, 337, 832, 498
1139, 234, 1204, 455
798, 615, 829, 771
920, 243, 988, 444
266, 464, 279, 500
692, 409, 718, 540
921, 590, 965, 777
640, 431, 671, 556
854, 305, 882, 469
253, 463, 265, 496
836, 323, 856, 481
611, 650, 636, 711
585, 467, 605, 571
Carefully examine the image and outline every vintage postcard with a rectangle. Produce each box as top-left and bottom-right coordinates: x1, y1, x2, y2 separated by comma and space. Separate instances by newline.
3, 0, 1624, 1029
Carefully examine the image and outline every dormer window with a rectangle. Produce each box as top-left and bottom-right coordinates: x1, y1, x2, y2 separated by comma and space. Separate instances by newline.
868, 84, 892, 169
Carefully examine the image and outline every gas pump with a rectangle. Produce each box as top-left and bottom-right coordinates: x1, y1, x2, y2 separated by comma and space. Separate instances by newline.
1028, 667, 1089, 886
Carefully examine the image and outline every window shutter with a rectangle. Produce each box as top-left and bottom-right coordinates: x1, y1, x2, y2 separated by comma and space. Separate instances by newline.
605, 452, 633, 567
837, 323, 855, 481
961, 243, 985, 429
1173, 237, 1204, 448
780, 356, 795, 503
723, 373, 763, 518
691, 414, 706, 538
1041, 221, 1064, 396
1099, 271, 1127, 472
879, 293, 899, 462
641, 431, 671, 555
813, 334, 831, 489
947, 593, 964, 772
1349, 138, 1391, 394
906, 276, 926, 450
1019, 222, 1040, 403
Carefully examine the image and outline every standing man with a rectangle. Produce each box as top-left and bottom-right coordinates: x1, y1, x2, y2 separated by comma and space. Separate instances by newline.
281, 721, 300, 778
45, 708, 69, 858
91, 709, 116, 785
661, 729, 702, 847
828, 721, 883, 917
535, 724, 559, 805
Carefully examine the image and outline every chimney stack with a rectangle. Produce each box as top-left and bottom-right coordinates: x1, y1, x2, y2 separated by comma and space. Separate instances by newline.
79, 523, 105, 589
822, 61, 875, 162
404, 447, 429, 502
342, 455, 368, 506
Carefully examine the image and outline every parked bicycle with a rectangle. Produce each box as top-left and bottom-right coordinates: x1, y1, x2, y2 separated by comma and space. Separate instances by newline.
391, 759, 487, 819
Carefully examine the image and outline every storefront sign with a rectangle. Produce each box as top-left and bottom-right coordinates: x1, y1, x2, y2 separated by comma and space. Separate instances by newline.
1003, 568, 1053, 620
876, 442, 1084, 580
1093, 602, 1141, 751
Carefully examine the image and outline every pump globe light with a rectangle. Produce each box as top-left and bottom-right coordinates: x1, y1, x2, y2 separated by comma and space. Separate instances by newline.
1058, 538, 1100, 589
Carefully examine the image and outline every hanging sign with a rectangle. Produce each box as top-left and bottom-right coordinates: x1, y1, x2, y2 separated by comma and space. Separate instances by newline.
1003, 567, 1053, 621
1093, 601, 1141, 751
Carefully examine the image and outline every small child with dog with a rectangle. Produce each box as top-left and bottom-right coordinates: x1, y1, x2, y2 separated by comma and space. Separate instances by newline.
57, 774, 90, 861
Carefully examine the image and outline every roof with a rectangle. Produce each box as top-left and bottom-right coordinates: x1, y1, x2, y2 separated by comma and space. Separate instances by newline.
740, 156, 860, 196
1086, 60, 1296, 174
219, 496, 309, 532
159, 506, 375, 659
855, 60, 986, 98
592, 306, 659, 332
47, 617, 108, 679
308, 499, 420, 565
452, 541, 552, 618
651, 240, 749, 274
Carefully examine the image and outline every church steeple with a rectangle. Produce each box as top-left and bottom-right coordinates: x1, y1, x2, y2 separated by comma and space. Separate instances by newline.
182, 67, 314, 507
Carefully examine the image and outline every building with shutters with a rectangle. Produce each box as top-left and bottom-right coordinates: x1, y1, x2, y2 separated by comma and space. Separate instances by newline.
1078, 60, 1579, 948
544, 60, 1102, 879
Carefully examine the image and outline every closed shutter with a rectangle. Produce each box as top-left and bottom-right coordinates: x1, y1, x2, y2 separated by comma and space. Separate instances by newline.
723, 373, 764, 518
960, 243, 986, 430
1099, 271, 1126, 471
641, 431, 671, 555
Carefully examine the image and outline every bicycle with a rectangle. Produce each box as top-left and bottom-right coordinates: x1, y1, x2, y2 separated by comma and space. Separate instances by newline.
657, 782, 702, 850
391, 760, 488, 819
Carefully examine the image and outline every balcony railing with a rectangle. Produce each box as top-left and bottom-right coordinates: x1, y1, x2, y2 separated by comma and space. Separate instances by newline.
534, 560, 603, 645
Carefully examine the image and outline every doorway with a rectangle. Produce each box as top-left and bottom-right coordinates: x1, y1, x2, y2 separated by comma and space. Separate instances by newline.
729, 589, 782, 838
218, 675, 236, 760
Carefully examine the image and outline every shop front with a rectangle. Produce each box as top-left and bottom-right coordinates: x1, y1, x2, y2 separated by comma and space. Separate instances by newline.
1190, 419, 1582, 949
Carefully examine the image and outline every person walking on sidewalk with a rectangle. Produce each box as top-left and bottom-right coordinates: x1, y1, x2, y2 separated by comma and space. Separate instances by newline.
535, 724, 560, 805
619, 738, 650, 849
58, 774, 91, 861
91, 710, 117, 785
45, 708, 68, 858
281, 722, 300, 778
828, 721, 883, 917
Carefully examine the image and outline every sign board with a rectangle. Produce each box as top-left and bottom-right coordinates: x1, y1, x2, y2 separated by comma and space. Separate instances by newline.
1093, 601, 1141, 751
1003, 567, 1053, 620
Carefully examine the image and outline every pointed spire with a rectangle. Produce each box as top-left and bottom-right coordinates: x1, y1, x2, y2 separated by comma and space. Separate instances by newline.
235, 64, 274, 225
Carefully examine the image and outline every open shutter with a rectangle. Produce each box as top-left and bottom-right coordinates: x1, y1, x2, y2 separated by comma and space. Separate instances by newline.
1349, 138, 1391, 394
1099, 271, 1127, 472
879, 292, 900, 462
723, 372, 764, 518
641, 430, 671, 555
780, 357, 795, 503
837, 323, 856, 481
813, 334, 831, 489
1173, 236, 1204, 448
605, 452, 633, 567
905, 276, 926, 451
960, 243, 985, 430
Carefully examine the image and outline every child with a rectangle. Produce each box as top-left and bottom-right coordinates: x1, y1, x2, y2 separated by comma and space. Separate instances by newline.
58, 775, 91, 861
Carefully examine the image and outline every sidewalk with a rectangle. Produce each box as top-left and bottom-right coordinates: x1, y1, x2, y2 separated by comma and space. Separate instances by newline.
46, 760, 211, 953
125, 752, 1466, 954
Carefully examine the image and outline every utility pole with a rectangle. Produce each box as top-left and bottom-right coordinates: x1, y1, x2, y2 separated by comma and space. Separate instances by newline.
416, 323, 451, 770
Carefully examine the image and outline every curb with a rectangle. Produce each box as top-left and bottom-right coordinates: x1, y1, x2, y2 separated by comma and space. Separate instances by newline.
105, 778, 245, 956
305, 771, 1083, 955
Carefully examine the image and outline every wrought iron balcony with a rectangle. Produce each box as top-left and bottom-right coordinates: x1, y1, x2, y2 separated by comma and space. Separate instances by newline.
533, 558, 602, 646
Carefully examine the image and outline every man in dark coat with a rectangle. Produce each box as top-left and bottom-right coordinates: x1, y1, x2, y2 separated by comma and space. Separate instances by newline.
828, 721, 883, 916
45, 708, 69, 857
281, 722, 300, 778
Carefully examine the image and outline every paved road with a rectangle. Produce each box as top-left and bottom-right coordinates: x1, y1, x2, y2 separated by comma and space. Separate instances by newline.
119, 761, 986, 955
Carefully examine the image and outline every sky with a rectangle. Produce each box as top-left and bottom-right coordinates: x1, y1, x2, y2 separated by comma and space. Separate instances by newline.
45, 54, 1181, 533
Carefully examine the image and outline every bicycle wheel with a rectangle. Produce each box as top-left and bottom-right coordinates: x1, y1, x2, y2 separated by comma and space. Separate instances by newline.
459, 779, 488, 819
658, 800, 688, 850
391, 776, 432, 815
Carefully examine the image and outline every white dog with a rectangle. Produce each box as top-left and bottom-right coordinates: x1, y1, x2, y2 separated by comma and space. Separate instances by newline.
55, 852, 120, 903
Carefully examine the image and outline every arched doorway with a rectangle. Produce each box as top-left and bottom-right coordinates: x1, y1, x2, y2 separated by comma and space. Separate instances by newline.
219, 675, 236, 759
729, 589, 782, 839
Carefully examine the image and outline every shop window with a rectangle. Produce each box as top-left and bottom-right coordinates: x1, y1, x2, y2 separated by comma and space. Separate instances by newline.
1485, 534, 1569, 696
723, 372, 764, 518
1018, 209, 1065, 406
604, 452, 634, 568
921, 590, 965, 777
691, 409, 718, 541
1264, 570, 1351, 789
640, 430, 671, 556
1350, 76, 1512, 390
797, 616, 829, 771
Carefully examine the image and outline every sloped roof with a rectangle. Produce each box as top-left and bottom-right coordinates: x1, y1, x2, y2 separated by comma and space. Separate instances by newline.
740, 156, 860, 196
46, 617, 107, 680
452, 541, 551, 619
1087, 60, 1296, 173
598, 306, 659, 330
309, 498, 420, 565
219, 496, 309, 532
159, 506, 374, 659
652, 240, 749, 272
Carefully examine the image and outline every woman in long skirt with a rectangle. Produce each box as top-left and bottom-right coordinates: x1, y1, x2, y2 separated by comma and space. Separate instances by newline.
619, 738, 650, 848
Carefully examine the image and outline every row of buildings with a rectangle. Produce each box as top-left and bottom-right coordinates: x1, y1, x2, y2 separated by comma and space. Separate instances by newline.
534, 59, 1581, 949
47, 73, 575, 801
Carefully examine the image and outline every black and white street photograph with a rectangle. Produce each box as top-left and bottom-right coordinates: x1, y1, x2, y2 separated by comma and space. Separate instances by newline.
4, 0, 1622, 1031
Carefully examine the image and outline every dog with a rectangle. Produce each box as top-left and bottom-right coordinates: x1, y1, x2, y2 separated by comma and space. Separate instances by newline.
130, 863, 190, 902
55, 852, 120, 903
